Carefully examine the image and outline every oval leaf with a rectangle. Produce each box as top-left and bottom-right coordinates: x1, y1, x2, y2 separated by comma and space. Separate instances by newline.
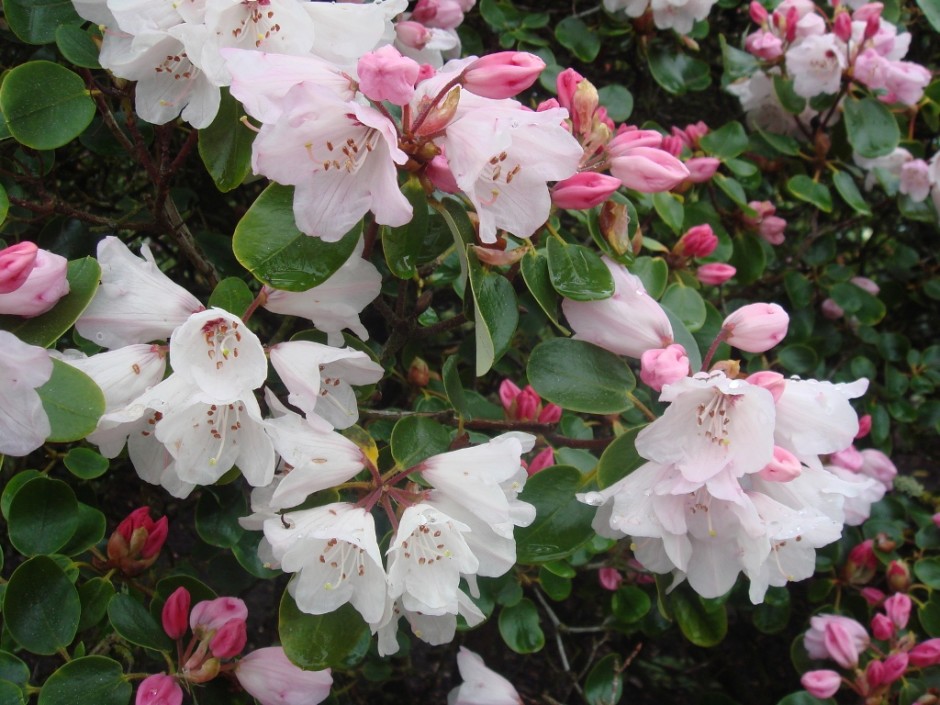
279, 593, 369, 670
468, 251, 518, 376
4, 556, 80, 655
515, 465, 596, 563
843, 96, 900, 159
498, 598, 545, 654
546, 237, 615, 301
107, 594, 173, 652
37, 657, 131, 705
390, 415, 452, 470
198, 88, 254, 193
7, 477, 79, 556
36, 359, 106, 442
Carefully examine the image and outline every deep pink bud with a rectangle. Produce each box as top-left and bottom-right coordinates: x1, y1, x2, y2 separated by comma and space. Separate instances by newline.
416, 63, 436, 84
515, 386, 540, 421
536, 97, 561, 112
598, 567, 624, 591
609, 128, 664, 150
696, 263, 736, 286
866, 659, 886, 689
856, 414, 872, 439
0, 247, 70, 318
742, 200, 775, 227
933, 513, 940, 529
885, 593, 912, 629
608, 145, 690, 193
861, 587, 886, 606
551, 172, 621, 210
661, 135, 684, 156
640, 344, 690, 392
746, 370, 786, 403
526, 447, 555, 475
683, 121, 709, 146
136, 674, 183, 705
556, 68, 584, 110
887, 560, 911, 593
499, 379, 521, 412
162, 587, 191, 640
675, 224, 718, 258
0, 242, 39, 294
538, 403, 562, 424
750, 0, 769, 23
800, 670, 841, 699
107, 507, 169, 575
721, 303, 789, 353
357, 46, 421, 106
864, 14, 880, 38
909, 639, 940, 668
871, 613, 895, 641
844, 539, 877, 585
461, 52, 545, 99
209, 619, 247, 659
758, 446, 802, 482
833, 11, 852, 41
190, 597, 248, 635
758, 215, 787, 245
684, 157, 721, 183
881, 653, 908, 684
426, 154, 460, 194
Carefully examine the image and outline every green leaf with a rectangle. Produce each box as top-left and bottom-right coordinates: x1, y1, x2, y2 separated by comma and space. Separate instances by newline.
612, 586, 651, 623
597, 427, 645, 489
60, 503, 106, 556
915, 557, 940, 588
0, 185, 8, 226
4, 556, 80, 655
0, 62, 93, 149
0, 257, 101, 347
390, 416, 452, 470
539, 567, 572, 601
232, 531, 281, 580
631, 257, 668, 299
757, 129, 802, 156
528, 338, 636, 414
442, 355, 472, 421
54, 25, 100, 69
784, 272, 813, 309
661, 284, 707, 332
919, 591, 940, 637
195, 485, 247, 549
383, 178, 429, 279
752, 587, 791, 634
713, 173, 749, 207
787, 175, 832, 212
730, 233, 766, 285
198, 88, 254, 192
555, 17, 600, 62
670, 589, 728, 647
498, 598, 545, 654
832, 171, 872, 215
585, 653, 625, 705
0, 653, 30, 694
515, 465, 596, 563
648, 47, 711, 95
843, 96, 900, 159
652, 192, 685, 234
777, 344, 819, 374
699, 121, 748, 160
207, 277, 254, 317
4, 0, 81, 44
279, 593, 369, 670
521, 250, 564, 330
63, 447, 109, 479
917, 0, 940, 31
107, 594, 173, 652
719, 35, 758, 82
830, 281, 885, 325
468, 251, 518, 375
546, 238, 615, 301
597, 84, 633, 122
36, 359, 105, 442
37, 657, 131, 705
7, 477, 79, 556
775, 694, 835, 705
772, 76, 806, 114
232, 183, 361, 291
0, 470, 42, 520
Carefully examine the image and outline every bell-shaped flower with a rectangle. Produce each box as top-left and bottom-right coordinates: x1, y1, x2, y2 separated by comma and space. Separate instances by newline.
264, 503, 387, 624
235, 647, 332, 705
562, 257, 674, 359
0, 331, 53, 457
269, 341, 383, 429
76, 237, 204, 349
785, 34, 847, 98
448, 647, 522, 705
0, 246, 69, 317
373, 590, 485, 656
58, 344, 167, 413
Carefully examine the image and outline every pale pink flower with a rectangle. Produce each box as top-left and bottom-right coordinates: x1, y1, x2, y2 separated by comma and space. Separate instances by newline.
0, 331, 53, 457
804, 614, 870, 667
448, 647, 522, 705
411, 0, 465, 29
785, 34, 847, 98
800, 670, 841, 699
746, 29, 785, 59
858, 448, 896, 489
550, 172, 621, 210
235, 647, 332, 705
0, 247, 69, 317
683, 157, 721, 184
900, 159, 931, 201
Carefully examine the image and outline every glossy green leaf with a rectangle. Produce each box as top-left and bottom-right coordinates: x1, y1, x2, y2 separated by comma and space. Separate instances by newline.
521, 250, 565, 330
612, 585, 651, 623
383, 178, 429, 279
8, 477, 79, 556
0, 62, 93, 149
546, 237, 614, 301
0, 185, 8, 226
468, 251, 518, 375
279, 593, 369, 670
498, 598, 545, 654
4, 0, 81, 44
390, 415, 451, 470
699, 121, 747, 160
652, 192, 684, 234
661, 284, 707, 332
919, 591, 940, 637
539, 567, 572, 601
442, 355, 472, 420
60, 503, 106, 556
730, 233, 766, 285
597, 84, 633, 122
830, 281, 885, 325
64, 447, 109, 479
555, 16, 600, 62
0, 257, 101, 347
36, 359, 105, 442
778, 344, 818, 374
0, 470, 42, 520
917, 0, 940, 31
843, 96, 900, 159
433, 198, 474, 296
648, 48, 711, 95
107, 594, 173, 652
631, 257, 668, 299
515, 465, 596, 563
0, 653, 29, 695
713, 173, 748, 207
207, 277, 254, 317
670, 590, 727, 647
528, 338, 635, 414
775, 694, 835, 705
719, 34, 758, 82
597, 427, 645, 489
4, 556, 80, 655
787, 175, 832, 212
757, 129, 802, 156
198, 88, 254, 192
585, 653, 625, 705
772, 76, 806, 114
752, 587, 791, 635
195, 485, 247, 549
832, 171, 872, 215
54, 25, 101, 69
915, 557, 940, 589
233, 531, 281, 580
37, 657, 131, 705
232, 184, 361, 291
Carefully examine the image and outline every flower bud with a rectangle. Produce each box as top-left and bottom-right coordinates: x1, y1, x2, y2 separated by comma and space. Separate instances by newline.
866, 659, 885, 689
640, 344, 690, 392
843, 539, 877, 585
933, 513, 940, 529
696, 263, 736, 286
538, 402, 562, 424
856, 414, 872, 439
0, 242, 39, 294
357, 45, 420, 106
136, 674, 183, 705
805, 615, 869, 668
184, 657, 221, 684
749, 0, 769, 24
0, 247, 70, 318
395, 20, 432, 50
661, 135, 683, 157
426, 154, 460, 194
684, 157, 721, 183
162, 587, 191, 640
415, 85, 461, 137
821, 298, 844, 320
881, 652, 908, 684
800, 670, 841, 699
675, 224, 717, 258
515, 386, 540, 421
551, 173, 621, 210
598, 567, 623, 591
859, 449, 896, 490
190, 597, 248, 636
909, 639, 940, 668
526, 446, 555, 476
411, 0, 465, 29
871, 613, 895, 641
885, 593, 912, 629
571, 79, 600, 137
758, 215, 787, 245
556, 68, 584, 111
107, 507, 169, 576
236, 647, 333, 705
830, 445, 864, 472
461, 52, 545, 99
758, 446, 802, 482
408, 357, 431, 387
721, 303, 789, 353
683, 121, 709, 146
209, 619, 247, 659
833, 11, 852, 41
825, 621, 865, 668
746, 370, 786, 403
608, 134, 690, 193
852, 2, 883, 22
861, 587, 886, 606
887, 560, 911, 592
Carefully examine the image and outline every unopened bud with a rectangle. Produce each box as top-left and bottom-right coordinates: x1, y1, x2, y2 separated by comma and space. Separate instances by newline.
162, 587, 191, 640
696, 263, 736, 286
461, 52, 545, 99
871, 613, 895, 641
408, 358, 431, 387
0, 242, 39, 294
675, 224, 718, 258
721, 302, 789, 353
598, 567, 624, 591
209, 619, 247, 659
833, 11, 852, 41
877, 533, 898, 553
886, 560, 910, 592
749, 1, 769, 24
551, 172, 621, 210
136, 674, 183, 705
107, 507, 169, 576
843, 539, 877, 585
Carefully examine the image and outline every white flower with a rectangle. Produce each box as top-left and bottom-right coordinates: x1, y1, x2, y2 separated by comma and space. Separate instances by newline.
448, 647, 522, 705
0, 331, 53, 456
235, 647, 332, 705
785, 34, 847, 98
373, 590, 485, 655
57, 344, 167, 413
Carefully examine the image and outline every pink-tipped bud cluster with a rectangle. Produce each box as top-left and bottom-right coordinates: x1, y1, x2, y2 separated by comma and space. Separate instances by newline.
0, 242, 70, 317
461, 52, 544, 99
499, 379, 562, 424
721, 303, 789, 353
106, 507, 169, 576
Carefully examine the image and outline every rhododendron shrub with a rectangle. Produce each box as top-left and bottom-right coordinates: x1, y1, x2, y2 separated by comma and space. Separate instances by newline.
0, 0, 937, 703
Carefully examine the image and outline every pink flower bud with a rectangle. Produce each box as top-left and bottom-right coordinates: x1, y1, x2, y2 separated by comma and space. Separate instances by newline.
801, 670, 841, 699
850, 276, 880, 296
516, 386, 540, 421
746, 370, 786, 403
416, 63, 436, 84
608, 145, 690, 193
881, 652, 908, 684
538, 403, 562, 424
190, 597, 248, 635
805, 615, 869, 667
742, 200, 775, 228
825, 622, 865, 669
750, 0, 769, 24
933, 513, 940, 529
107, 507, 169, 576
721, 303, 789, 353
556, 68, 584, 110
0, 248, 70, 318
236, 647, 333, 705
357, 46, 421, 106
866, 659, 886, 688
833, 12, 852, 41
411, 0, 465, 29
461, 52, 545, 99
683, 121, 709, 146
887, 560, 911, 593
395, 21, 432, 50
843, 539, 877, 585
885, 593, 912, 629
821, 298, 844, 319
861, 587, 886, 606
551, 172, 621, 210
0, 242, 39, 294
864, 14, 880, 38
209, 619, 247, 659
499, 378, 521, 411
758, 446, 802, 482
640, 344, 690, 392
745, 30, 785, 60
598, 567, 624, 591
684, 157, 721, 183
426, 154, 460, 194
162, 587, 191, 640
661, 135, 684, 157
609, 128, 665, 151
536, 97, 561, 112
526, 446, 555, 475
856, 414, 872, 439
859, 449, 896, 490
696, 263, 736, 286
675, 224, 718, 258
910, 639, 940, 668
136, 674, 183, 705
758, 215, 787, 245
852, 2, 883, 22
830, 445, 864, 472
871, 613, 895, 641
